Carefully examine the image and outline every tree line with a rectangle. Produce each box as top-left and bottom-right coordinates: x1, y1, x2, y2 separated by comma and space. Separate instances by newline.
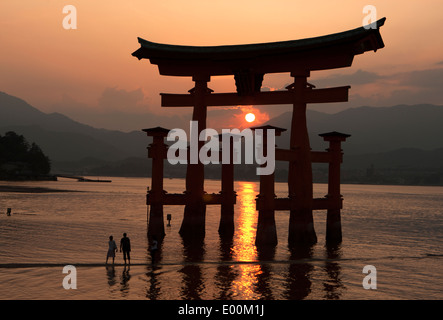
0, 131, 51, 179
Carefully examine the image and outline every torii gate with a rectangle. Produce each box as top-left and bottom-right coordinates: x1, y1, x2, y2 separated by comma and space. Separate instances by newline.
133, 18, 386, 246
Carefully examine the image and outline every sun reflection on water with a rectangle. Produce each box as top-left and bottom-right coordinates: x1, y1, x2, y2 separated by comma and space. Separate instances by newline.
231, 181, 261, 298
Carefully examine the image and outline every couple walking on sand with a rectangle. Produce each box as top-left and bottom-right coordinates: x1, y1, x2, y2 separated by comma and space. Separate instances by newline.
106, 233, 131, 265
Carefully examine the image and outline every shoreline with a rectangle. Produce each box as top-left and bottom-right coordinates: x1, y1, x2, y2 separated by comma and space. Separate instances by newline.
0, 185, 81, 193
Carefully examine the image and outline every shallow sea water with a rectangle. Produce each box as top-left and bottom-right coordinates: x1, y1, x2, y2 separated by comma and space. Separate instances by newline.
0, 177, 442, 300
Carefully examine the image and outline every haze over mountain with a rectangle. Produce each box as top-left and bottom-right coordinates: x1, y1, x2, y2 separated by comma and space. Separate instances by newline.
0, 91, 147, 163
1, 91, 442, 184
268, 104, 443, 154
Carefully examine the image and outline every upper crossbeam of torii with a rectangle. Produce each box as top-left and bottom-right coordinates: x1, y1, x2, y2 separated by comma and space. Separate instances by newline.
132, 18, 385, 83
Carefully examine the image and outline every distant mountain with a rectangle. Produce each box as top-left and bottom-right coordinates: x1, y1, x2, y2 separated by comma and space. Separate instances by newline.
343, 147, 443, 170
75, 147, 443, 185
0, 92, 148, 162
267, 104, 443, 154
340, 147, 443, 185
1, 91, 443, 183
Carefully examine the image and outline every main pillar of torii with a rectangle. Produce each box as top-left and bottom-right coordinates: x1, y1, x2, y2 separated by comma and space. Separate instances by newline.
179, 76, 210, 241
132, 18, 386, 244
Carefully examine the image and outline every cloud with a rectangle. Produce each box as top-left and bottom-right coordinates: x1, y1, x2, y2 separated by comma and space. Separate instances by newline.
312, 69, 383, 87
50, 87, 191, 132
393, 68, 443, 89
371, 68, 443, 106
49, 67, 443, 131
52, 87, 273, 132
206, 106, 271, 131
52, 87, 152, 115
97, 87, 145, 111
307, 68, 443, 113
95, 87, 155, 114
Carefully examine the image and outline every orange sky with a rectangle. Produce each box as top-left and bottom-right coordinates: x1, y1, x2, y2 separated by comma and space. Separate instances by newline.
1, 1, 443, 131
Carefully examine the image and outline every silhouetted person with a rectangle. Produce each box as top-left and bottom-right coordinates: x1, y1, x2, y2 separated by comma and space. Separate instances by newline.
6, 208, 11, 216
149, 236, 158, 265
120, 233, 131, 265
106, 235, 117, 265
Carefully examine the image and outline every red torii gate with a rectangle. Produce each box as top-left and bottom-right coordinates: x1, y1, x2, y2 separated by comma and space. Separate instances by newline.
133, 18, 386, 246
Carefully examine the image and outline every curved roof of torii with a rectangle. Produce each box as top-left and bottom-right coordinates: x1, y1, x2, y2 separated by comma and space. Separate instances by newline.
132, 18, 386, 77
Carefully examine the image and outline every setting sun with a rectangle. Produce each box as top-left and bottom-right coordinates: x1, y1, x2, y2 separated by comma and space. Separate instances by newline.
245, 113, 256, 123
